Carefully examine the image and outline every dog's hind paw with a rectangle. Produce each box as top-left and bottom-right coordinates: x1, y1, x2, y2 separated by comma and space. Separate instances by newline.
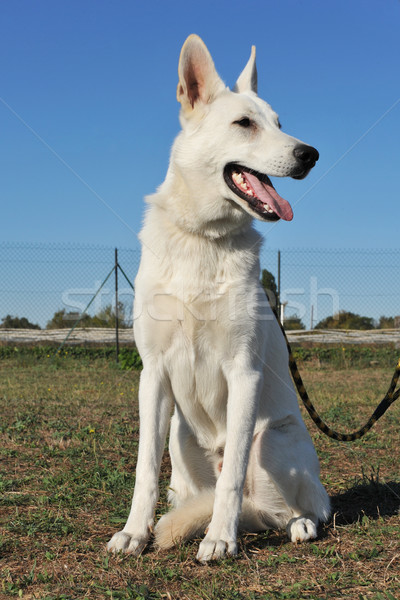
287, 517, 317, 543
107, 530, 148, 556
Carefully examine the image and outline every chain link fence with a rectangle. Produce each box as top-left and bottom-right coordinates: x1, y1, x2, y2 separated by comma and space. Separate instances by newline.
0, 242, 140, 331
272, 248, 400, 330
0, 242, 399, 335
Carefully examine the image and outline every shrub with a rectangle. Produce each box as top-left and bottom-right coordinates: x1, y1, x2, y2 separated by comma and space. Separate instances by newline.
0, 315, 41, 329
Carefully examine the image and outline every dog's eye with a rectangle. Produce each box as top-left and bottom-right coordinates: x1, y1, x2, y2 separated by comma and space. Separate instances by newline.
278, 120, 282, 130
234, 117, 252, 128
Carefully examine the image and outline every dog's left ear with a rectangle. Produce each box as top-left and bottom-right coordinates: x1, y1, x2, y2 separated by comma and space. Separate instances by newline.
177, 34, 226, 114
233, 46, 257, 94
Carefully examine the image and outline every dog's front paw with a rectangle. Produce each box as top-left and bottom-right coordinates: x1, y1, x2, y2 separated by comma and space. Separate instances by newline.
196, 536, 237, 563
107, 530, 148, 556
287, 517, 317, 543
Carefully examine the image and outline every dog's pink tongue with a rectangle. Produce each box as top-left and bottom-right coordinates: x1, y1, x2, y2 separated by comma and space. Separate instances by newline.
244, 172, 293, 221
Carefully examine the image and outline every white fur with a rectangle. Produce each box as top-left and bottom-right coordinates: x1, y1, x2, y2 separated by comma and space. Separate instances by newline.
107, 34, 330, 562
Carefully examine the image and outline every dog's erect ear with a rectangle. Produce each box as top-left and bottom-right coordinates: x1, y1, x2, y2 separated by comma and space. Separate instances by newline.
177, 34, 225, 113
233, 46, 257, 94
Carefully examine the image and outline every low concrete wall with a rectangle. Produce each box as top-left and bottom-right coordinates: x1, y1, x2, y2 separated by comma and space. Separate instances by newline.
1, 328, 399, 346
0, 328, 135, 345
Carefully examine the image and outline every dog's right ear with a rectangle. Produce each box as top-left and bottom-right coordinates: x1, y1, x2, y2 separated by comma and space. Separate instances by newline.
233, 46, 257, 94
177, 35, 225, 115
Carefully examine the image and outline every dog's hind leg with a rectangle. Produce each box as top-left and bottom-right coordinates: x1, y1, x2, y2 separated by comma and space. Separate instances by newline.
167, 408, 216, 507
155, 409, 218, 549
248, 419, 330, 542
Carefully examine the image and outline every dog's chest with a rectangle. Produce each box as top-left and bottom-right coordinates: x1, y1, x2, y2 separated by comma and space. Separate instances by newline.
135, 231, 264, 444
163, 297, 231, 435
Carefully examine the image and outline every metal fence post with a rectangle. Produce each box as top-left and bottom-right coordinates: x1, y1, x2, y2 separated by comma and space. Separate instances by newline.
115, 247, 119, 363
277, 250, 281, 322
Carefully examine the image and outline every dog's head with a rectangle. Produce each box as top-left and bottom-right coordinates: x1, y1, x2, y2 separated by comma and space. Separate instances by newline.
173, 34, 318, 226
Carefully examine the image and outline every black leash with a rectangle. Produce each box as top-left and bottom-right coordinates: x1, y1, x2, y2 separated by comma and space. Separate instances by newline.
277, 313, 400, 441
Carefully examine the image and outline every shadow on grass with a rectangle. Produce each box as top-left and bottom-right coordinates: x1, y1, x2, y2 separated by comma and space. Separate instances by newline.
330, 479, 400, 525
242, 480, 400, 553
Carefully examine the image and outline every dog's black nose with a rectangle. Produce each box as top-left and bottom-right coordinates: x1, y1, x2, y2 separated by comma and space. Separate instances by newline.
293, 144, 319, 166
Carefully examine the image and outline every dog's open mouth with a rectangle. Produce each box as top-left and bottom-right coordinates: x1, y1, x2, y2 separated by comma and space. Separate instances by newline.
224, 163, 293, 222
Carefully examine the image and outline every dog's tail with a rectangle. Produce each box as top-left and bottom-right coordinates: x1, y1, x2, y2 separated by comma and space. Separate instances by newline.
155, 490, 267, 549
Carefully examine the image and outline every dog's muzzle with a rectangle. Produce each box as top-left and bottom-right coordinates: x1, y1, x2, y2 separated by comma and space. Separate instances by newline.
291, 144, 319, 179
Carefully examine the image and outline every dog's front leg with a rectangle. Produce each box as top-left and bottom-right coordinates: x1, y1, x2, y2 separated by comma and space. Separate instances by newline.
196, 367, 262, 562
107, 366, 172, 555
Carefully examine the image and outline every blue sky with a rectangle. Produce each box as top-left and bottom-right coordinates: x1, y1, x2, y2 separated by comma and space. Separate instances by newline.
1, 0, 400, 252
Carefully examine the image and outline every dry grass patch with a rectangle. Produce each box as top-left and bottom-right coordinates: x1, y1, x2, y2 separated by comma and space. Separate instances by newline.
0, 352, 399, 599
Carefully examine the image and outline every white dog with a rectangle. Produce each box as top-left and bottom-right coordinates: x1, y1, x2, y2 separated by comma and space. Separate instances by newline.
107, 34, 330, 562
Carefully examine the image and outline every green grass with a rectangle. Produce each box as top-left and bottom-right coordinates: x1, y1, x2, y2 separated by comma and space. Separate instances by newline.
0, 349, 399, 599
